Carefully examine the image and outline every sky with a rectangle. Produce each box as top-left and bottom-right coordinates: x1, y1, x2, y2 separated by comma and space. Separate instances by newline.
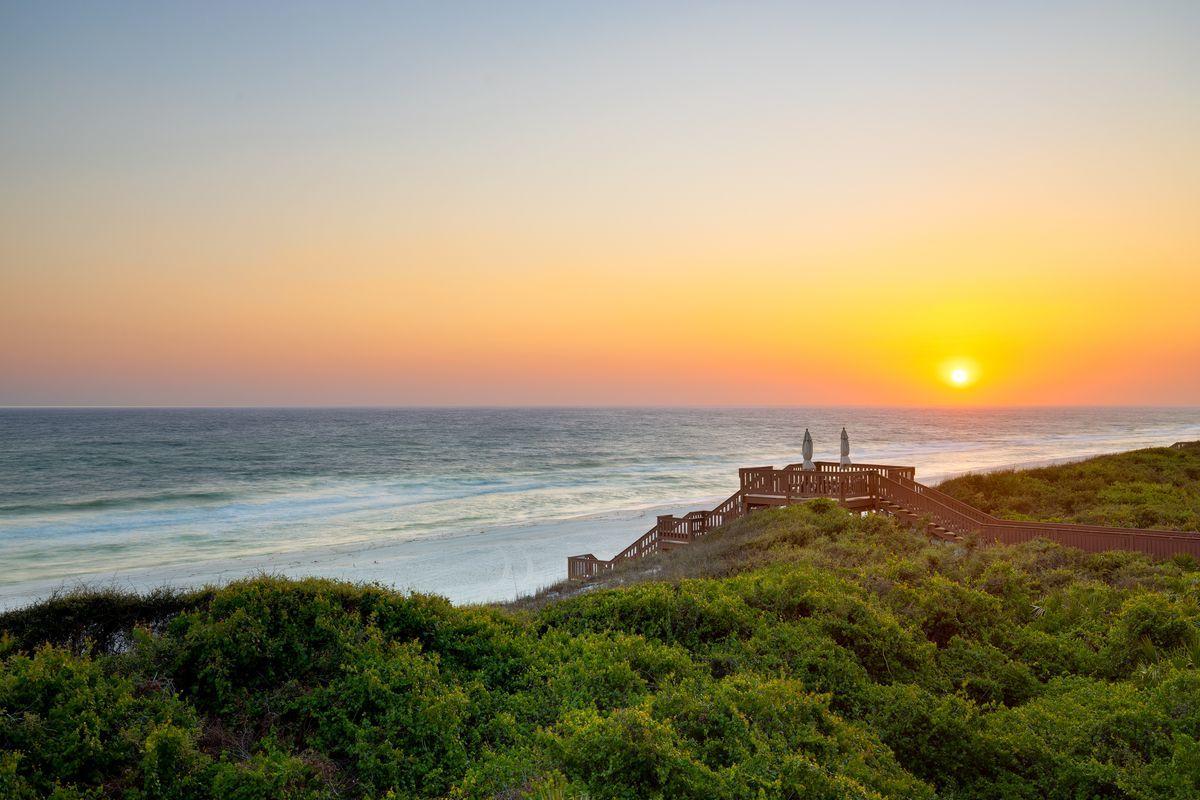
2, 1, 1198, 406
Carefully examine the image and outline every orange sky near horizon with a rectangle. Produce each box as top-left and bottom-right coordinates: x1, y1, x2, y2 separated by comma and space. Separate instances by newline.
2, 3, 1199, 407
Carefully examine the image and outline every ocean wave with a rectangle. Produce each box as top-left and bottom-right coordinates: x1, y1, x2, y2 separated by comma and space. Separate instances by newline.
0, 489, 239, 516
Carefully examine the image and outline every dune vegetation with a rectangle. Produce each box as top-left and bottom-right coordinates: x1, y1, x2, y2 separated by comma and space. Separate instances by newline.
937, 441, 1200, 531
3, 446, 1200, 799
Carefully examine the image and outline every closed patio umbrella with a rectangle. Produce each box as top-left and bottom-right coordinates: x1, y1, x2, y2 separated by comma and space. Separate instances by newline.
840, 427, 852, 466
802, 428, 815, 470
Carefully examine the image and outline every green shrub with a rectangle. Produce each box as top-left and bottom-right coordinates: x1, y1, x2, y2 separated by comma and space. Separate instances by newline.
523, 631, 697, 720
938, 445, 1200, 532
536, 580, 759, 650
978, 677, 1178, 798
865, 683, 985, 788
0, 646, 199, 796
544, 707, 721, 800
208, 741, 328, 800
734, 619, 874, 714
938, 636, 1040, 706
301, 633, 469, 797
888, 576, 1008, 647
139, 724, 209, 800
0, 752, 38, 800
165, 578, 367, 711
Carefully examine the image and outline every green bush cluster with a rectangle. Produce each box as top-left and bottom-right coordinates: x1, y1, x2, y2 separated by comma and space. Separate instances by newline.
4, 447, 1200, 798
937, 442, 1200, 531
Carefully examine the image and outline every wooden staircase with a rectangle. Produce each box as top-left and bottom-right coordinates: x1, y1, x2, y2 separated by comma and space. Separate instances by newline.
875, 497, 962, 542
567, 460, 1200, 580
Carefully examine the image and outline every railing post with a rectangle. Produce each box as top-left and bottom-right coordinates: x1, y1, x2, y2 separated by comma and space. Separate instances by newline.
568, 554, 600, 580
657, 515, 676, 537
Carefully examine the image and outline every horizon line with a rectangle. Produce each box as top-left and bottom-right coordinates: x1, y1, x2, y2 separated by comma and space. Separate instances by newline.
3, 403, 1199, 411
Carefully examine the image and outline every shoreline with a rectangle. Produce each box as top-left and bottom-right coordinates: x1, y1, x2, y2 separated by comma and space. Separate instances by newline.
925, 452, 1098, 484
1, 440, 1193, 611
0, 496, 723, 611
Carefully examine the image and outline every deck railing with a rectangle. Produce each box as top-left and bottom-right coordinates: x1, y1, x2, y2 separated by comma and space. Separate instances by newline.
777, 468, 874, 500
782, 461, 917, 482
743, 462, 911, 499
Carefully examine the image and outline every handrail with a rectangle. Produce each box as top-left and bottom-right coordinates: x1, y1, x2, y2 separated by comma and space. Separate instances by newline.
616, 524, 660, 560
891, 474, 993, 526
567, 490, 745, 579
984, 517, 1200, 537
876, 473, 986, 535
978, 520, 1200, 559
880, 475, 1200, 558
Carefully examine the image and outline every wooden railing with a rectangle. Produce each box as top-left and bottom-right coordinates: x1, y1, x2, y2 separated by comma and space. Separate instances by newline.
567, 459, 1200, 579
875, 474, 1200, 559
891, 474, 993, 525
981, 520, 1200, 559
876, 473, 988, 535
782, 468, 875, 500
781, 461, 917, 482
743, 462, 911, 500
566, 490, 744, 579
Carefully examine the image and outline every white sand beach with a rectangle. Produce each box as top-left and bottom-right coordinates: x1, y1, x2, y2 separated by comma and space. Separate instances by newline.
0, 497, 723, 610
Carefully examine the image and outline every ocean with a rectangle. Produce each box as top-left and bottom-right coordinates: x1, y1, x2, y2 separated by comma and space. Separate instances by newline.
1, 407, 1197, 608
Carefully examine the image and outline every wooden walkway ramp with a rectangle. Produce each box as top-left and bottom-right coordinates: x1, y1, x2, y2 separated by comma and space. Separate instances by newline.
567, 461, 1200, 579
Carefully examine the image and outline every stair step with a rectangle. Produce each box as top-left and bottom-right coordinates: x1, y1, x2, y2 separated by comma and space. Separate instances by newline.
878, 504, 967, 544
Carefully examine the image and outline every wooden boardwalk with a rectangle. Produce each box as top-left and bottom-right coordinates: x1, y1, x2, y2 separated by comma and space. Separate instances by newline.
567, 461, 1200, 579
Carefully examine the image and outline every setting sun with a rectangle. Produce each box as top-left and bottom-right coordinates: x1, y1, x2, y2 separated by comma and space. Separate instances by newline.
939, 359, 980, 391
